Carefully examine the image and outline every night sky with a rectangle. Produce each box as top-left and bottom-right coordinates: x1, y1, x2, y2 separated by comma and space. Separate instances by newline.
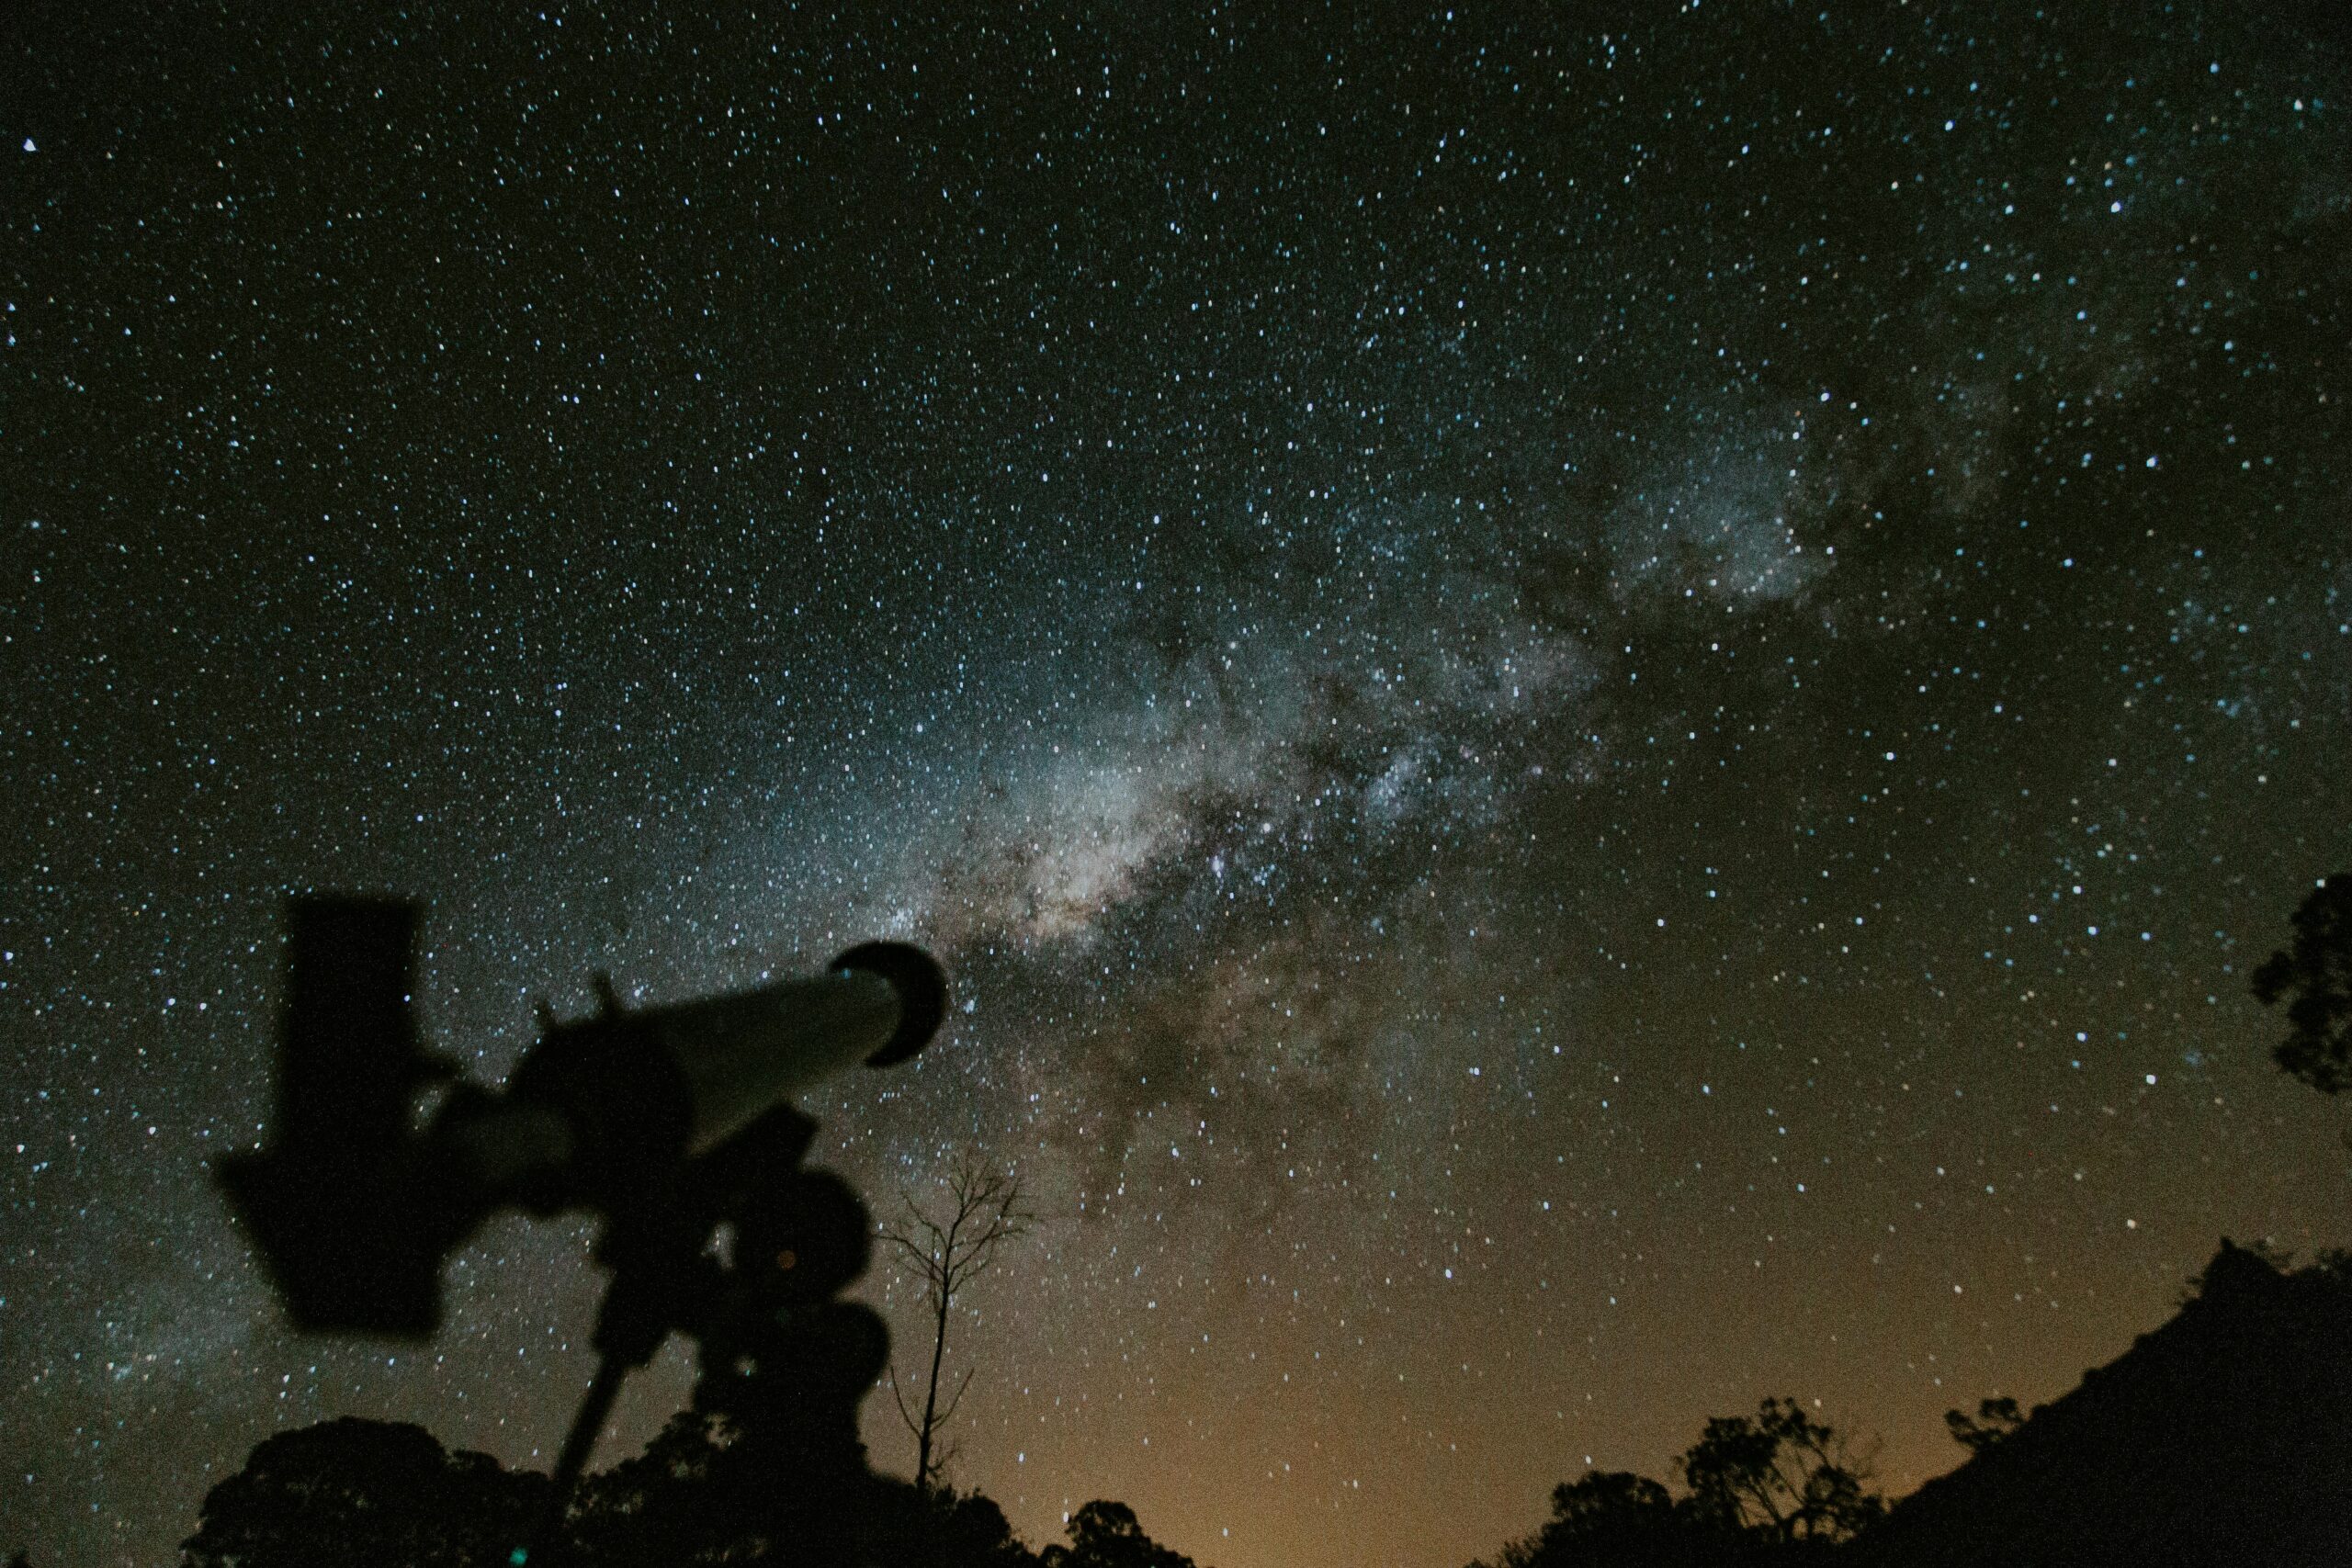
5, 4, 2348, 1565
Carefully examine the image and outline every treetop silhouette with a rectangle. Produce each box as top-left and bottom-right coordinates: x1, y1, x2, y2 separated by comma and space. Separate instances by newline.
1940, 1396, 2024, 1455
1040, 1500, 1199, 1568
180, 1418, 548, 1568
1474, 1396, 1883, 1568
2252, 872, 2352, 1095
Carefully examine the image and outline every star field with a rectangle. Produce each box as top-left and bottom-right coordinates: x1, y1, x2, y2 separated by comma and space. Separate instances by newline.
4, 5, 2347, 1566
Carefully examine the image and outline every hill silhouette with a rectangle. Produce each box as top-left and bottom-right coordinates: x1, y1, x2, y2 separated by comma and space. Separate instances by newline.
1852, 1239, 2352, 1568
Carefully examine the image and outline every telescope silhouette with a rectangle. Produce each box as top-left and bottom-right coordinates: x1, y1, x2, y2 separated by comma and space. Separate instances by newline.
222, 895, 943, 1336
219, 895, 948, 1556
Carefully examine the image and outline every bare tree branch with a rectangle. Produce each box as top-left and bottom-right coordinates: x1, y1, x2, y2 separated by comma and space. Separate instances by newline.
875, 1156, 1034, 1492
885, 1360, 923, 1439
936, 1363, 978, 1427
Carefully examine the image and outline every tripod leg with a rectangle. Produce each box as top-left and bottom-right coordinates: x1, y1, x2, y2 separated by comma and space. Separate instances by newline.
512, 1353, 628, 1565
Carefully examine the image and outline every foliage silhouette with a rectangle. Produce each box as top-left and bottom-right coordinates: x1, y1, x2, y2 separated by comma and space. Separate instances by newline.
1940, 1396, 2024, 1455
561, 1406, 1046, 1566
914, 1486, 1045, 1568
1478, 1471, 1716, 1568
193, 1409, 1050, 1567
2252, 872, 2352, 1094
179, 1417, 548, 1568
1679, 1396, 1883, 1545
1474, 1398, 1882, 1568
1039, 1500, 1197, 1568
563, 1411, 732, 1564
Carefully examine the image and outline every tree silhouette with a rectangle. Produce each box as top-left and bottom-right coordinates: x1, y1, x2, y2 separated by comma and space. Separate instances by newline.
179, 1418, 547, 1568
1941, 1395, 2024, 1455
566, 1410, 735, 1564
904, 1488, 1051, 1568
1479, 1471, 1710, 1568
1039, 1500, 1198, 1568
1474, 1399, 1882, 1568
2252, 873, 2352, 1094
1679, 1396, 1883, 1545
879, 1158, 1033, 1491
565, 1404, 1049, 1565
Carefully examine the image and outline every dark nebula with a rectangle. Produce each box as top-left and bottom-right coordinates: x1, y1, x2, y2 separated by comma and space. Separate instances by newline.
4, 5, 2346, 1565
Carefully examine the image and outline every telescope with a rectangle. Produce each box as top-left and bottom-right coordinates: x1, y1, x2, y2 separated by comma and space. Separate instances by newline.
219, 895, 948, 1554
222, 896, 943, 1336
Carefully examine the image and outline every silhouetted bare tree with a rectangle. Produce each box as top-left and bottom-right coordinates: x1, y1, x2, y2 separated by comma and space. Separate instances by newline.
880, 1158, 1033, 1492
2253, 873, 2352, 1095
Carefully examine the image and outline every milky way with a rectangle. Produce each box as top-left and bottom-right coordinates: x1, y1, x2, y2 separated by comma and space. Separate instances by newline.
5, 6, 2347, 1566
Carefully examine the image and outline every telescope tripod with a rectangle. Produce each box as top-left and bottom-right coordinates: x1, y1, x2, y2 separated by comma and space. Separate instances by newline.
517, 1106, 889, 1564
